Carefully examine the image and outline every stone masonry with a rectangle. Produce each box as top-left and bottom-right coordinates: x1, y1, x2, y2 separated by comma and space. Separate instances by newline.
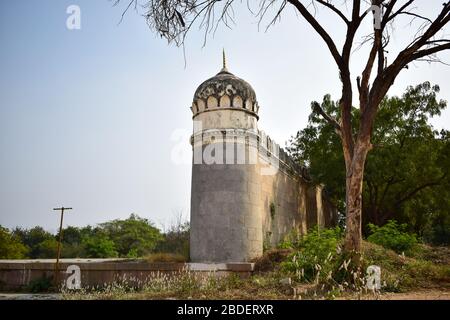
189, 55, 337, 263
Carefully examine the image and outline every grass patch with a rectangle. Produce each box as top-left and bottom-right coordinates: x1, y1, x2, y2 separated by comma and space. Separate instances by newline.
62, 227, 450, 300
362, 241, 450, 292
62, 271, 292, 300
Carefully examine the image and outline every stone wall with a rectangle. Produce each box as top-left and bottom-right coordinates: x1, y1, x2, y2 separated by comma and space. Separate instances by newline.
0, 260, 254, 291
189, 129, 338, 263
190, 129, 262, 263
259, 138, 338, 248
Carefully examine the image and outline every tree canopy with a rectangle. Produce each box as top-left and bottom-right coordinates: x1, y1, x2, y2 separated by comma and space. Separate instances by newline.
288, 82, 450, 244
0, 226, 28, 259
1, 214, 168, 259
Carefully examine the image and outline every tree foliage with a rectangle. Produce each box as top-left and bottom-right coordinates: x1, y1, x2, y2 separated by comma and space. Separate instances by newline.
13, 226, 55, 259
0, 226, 28, 259
288, 82, 450, 243
82, 234, 119, 258
367, 220, 418, 254
155, 215, 190, 258
2, 214, 170, 259
99, 214, 163, 257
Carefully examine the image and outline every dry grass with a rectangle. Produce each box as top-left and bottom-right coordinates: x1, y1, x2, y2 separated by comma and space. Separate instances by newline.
253, 249, 293, 272
145, 253, 187, 263
62, 242, 450, 300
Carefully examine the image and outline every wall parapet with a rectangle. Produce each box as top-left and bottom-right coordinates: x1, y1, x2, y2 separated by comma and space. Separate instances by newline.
0, 260, 255, 291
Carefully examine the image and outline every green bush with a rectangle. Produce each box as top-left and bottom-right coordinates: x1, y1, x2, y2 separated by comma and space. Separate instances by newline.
281, 227, 344, 282
367, 220, 418, 255
27, 276, 53, 293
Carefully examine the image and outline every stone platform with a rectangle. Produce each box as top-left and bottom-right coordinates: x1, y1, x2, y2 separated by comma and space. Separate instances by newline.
0, 259, 255, 291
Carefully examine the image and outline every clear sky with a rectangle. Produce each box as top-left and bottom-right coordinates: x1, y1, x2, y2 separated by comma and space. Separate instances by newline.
0, 0, 449, 232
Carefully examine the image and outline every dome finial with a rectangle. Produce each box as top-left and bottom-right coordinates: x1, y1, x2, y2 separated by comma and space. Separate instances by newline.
223, 48, 226, 69
221, 48, 228, 72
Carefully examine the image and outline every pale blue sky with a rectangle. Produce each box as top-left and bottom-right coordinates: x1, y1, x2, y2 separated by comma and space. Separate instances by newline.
0, 0, 449, 232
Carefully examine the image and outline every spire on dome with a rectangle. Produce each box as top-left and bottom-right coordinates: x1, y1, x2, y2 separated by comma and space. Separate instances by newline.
221, 48, 228, 72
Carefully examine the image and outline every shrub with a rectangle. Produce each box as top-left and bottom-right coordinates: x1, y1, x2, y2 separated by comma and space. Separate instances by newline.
27, 276, 53, 293
281, 227, 345, 283
254, 249, 293, 272
367, 220, 418, 255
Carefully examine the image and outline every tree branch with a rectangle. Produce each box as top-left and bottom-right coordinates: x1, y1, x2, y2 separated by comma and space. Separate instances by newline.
316, 0, 349, 25
312, 101, 342, 134
409, 43, 450, 62
287, 0, 342, 67
394, 174, 447, 207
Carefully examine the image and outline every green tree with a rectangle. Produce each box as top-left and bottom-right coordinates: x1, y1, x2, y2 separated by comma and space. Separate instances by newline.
34, 239, 59, 259
13, 226, 55, 258
82, 234, 118, 258
0, 226, 28, 259
59, 226, 82, 245
156, 218, 190, 258
288, 82, 450, 241
57, 226, 86, 258
99, 214, 163, 257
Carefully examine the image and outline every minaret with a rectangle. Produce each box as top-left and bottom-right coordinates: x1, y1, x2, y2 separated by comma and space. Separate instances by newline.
189, 53, 262, 262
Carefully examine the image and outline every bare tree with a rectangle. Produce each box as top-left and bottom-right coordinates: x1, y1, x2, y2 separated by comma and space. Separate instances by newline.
115, 0, 450, 253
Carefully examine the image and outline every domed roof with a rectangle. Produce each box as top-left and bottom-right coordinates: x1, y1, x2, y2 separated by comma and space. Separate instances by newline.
191, 52, 259, 118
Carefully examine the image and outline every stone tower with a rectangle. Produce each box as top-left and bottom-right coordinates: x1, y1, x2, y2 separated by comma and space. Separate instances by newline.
189, 53, 338, 263
189, 52, 262, 262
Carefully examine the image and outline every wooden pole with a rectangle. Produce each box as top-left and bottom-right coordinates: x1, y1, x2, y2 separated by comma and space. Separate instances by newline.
53, 207, 72, 289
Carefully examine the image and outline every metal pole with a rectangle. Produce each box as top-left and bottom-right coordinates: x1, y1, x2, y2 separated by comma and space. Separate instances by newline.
53, 207, 72, 289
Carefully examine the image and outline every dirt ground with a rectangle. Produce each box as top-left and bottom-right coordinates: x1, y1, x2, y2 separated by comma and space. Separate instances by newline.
379, 289, 450, 300
335, 289, 450, 300
1, 289, 449, 300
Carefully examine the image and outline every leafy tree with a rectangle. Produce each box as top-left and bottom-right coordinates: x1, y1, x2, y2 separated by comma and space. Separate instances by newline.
82, 235, 118, 258
58, 226, 82, 245
288, 82, 450, 241
34, 239, 59, 259
13, 226, 55, 258
156, 218, 190, 258
423, 211, 450, 246
0, 226, 28, 259
114, 0, 450, 253
99, 214, 163, 257
56, 226, 86, 258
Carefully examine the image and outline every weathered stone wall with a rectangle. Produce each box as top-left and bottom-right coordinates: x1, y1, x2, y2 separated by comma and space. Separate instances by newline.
0, 260, 254, 291
190, 130, 262, 263
189, 128, 338, 263
259, 143, 337, 248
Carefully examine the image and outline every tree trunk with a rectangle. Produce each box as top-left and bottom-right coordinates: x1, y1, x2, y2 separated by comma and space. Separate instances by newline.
344, 137, 372, 252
